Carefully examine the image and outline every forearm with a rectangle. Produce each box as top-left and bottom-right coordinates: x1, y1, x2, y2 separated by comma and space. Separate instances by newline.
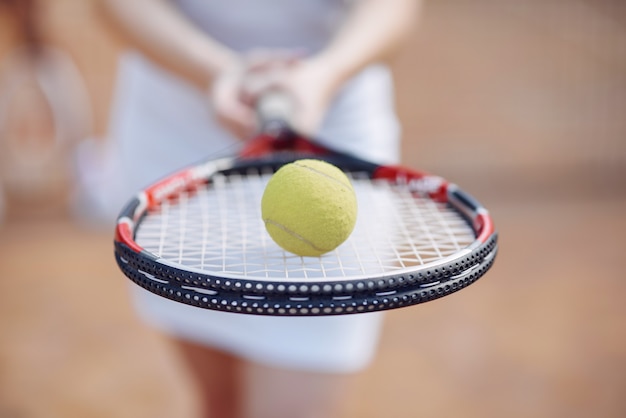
310, 0, 421, 91
97, 0, 238, 89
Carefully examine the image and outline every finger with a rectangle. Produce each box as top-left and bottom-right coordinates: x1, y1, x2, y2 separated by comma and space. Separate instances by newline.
217, 114, 254, 141
215, 99, 257, 140
240, 69, 291, 106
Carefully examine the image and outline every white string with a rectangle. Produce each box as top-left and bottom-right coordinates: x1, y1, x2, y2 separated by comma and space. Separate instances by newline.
135, 171, 475, 281
199, 186, 210, 270
178, 189, 188, 264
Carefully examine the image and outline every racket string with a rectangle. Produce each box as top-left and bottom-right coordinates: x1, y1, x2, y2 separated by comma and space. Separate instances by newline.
178, 188, 188, 265
135, 171, 475, 281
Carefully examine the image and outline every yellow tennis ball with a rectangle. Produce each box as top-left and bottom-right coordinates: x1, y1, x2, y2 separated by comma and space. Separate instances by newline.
261, 159, 358, 257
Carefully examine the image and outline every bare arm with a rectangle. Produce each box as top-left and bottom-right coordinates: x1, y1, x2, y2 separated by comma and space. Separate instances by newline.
97, 0, 261, 138
245, 0, 421, 134
311, 0, 422, 92
97, 0, 237, 89
96, 0, 421, 138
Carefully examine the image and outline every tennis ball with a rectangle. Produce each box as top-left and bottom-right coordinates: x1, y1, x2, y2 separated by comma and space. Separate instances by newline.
261, 159, 358, 257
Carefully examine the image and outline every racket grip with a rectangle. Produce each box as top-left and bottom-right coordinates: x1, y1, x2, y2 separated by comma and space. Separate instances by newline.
256, 90, 294, 133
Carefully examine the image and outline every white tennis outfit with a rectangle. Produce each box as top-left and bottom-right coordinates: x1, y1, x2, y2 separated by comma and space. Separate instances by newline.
85, 0, 401, 373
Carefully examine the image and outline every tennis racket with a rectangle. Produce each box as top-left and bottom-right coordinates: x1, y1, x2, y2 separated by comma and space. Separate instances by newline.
114, 93, 498, 316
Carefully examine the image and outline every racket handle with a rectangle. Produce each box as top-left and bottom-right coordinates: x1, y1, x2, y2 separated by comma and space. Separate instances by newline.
256, 90, 294, 134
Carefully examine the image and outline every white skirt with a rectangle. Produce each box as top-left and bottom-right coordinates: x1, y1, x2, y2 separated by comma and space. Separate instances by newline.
77, 52, 400, 373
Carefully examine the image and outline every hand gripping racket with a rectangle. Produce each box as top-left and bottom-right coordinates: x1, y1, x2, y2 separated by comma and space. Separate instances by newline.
114, 93, 498, 316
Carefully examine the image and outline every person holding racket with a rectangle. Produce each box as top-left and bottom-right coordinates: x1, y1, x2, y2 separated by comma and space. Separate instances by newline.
87, 0, 421, 417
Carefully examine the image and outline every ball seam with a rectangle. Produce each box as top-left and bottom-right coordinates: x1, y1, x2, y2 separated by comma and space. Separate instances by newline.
292, 161, 352, 190
263, 218, 328, 253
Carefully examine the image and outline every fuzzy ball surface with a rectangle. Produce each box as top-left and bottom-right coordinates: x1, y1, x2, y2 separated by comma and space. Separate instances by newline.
261, 159, 358, 257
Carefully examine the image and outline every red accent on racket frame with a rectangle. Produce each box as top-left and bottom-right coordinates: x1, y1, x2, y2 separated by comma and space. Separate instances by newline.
115, 221, 143, 253
475, 212, 495, 244
373, 166, 449, 203
144, 169, 201, 208
240, 133, 332, 158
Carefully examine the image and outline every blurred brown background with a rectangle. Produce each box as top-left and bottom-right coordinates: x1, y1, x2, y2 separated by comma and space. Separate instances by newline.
0, 0, 625, 417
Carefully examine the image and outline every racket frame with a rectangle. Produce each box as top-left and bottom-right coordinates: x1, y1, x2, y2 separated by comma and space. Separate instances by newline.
114, 133, 497, 316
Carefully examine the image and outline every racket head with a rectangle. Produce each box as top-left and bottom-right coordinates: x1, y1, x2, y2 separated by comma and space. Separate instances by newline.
114, 132, 497, 316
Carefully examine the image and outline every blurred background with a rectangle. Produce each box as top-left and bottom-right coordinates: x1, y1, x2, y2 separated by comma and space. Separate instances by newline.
0, 0, 624, 417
